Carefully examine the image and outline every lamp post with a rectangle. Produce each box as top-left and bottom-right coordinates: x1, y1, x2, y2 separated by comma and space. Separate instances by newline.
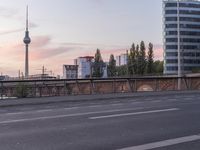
177, 0, 182, 90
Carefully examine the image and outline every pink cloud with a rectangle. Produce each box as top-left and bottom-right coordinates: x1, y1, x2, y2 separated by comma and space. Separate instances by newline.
0, 28, 24, 35
31, 36, 51, 48
154, 44, 163, 60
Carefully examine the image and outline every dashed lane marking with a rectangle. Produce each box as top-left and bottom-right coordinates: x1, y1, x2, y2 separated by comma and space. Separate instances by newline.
90, 108, 179, 120
0, 107, 143, 124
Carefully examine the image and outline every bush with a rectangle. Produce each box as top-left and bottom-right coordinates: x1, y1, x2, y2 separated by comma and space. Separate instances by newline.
15, 83, 29, 98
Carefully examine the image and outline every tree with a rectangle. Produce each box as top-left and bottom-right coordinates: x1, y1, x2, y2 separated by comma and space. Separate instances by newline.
116, 65, 128, 77
15, 83, 29, 98
135, 44, 140, 74
153, 60, 164, 74
92, 49, 104, 78
147, 43, 154, 74
138, 41, 146, 75
108, 54, 116, 77
128, 43, 137, 76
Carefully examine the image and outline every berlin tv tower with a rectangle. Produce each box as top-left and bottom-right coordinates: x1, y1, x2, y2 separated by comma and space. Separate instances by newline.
23, 6, 31, 78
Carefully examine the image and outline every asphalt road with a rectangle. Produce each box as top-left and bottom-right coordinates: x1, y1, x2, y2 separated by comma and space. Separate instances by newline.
0, 92, 200, 150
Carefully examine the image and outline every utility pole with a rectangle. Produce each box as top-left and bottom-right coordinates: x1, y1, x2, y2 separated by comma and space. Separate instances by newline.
18, 70, 21, 79
177, 0, 182, 90
126, 50, 129, 77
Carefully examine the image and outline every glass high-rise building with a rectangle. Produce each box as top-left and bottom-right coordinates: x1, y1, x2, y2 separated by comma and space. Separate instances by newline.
163, 0, 200, 74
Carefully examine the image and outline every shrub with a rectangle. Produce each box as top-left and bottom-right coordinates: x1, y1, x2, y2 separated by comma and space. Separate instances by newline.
15, 83, 29, 98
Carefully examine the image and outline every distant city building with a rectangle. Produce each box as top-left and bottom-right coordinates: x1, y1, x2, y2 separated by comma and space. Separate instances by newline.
0, 75, 10, 81
76, 56, 94, 79
63, 65, 78, 79
163, 0, 200, 74
116, 54, 128, 66
29, 74, 56, 80
102, 62, 108, 78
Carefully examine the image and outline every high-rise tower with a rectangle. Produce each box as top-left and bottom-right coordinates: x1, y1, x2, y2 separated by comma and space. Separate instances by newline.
163, 0, 200, 75
23, 6, 31, 78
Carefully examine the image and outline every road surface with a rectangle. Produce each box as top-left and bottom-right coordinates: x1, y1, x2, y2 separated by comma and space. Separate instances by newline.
0, 92, 200, 150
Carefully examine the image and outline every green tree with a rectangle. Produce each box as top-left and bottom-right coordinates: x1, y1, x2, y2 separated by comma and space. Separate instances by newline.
135, 44, 140, 74
116, 65, 128, 77
108, 54, 116, 77
138, 41, 146, 75
15, 83, 29, 98
153, 60, 164, 74
128, 43, 137, 76
92, 49, 104, 78
147, 43, 154, 74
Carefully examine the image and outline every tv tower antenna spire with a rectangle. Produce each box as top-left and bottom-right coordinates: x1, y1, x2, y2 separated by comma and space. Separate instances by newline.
23, 5, 31, 78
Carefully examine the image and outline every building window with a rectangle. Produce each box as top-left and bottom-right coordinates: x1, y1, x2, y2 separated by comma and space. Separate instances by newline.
166, 17, 177, 21
167, 66, 178, 71
166, 38, 178, 42
166, 24, 177, 29
166, 59, 178, 63
165, 3, 177, 7
165, 10, 177, 14
166, 52, 178, 57
166, 45, 178, 50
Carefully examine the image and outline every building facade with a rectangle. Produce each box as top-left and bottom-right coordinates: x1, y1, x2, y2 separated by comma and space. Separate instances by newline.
75, 56, 94, 79
163, 0, 200, 74
116, 54, 128, 66
63, 65, 78, 79
0, 75, 9, 81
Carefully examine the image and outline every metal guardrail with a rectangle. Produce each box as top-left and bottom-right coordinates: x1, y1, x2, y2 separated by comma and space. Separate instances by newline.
0, 76, 199, 99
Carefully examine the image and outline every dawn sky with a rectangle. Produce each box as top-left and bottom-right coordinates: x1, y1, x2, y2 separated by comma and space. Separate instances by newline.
0, 0, 163, 77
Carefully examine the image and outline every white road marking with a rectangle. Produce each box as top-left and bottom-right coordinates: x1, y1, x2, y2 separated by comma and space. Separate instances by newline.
6, 112, 25, 115
2, 107, 79, 116
64, 107, 79, 110
131, 102, 143, 105
119, 134, 200, 150
88, 105, 102, 108
111, 103, 123, 106
89, 108, 179, 120
36, 109, 52, 113
0, 107, 143, 124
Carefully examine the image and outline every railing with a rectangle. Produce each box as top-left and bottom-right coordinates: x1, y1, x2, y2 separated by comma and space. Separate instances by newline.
0, 76, 200, 99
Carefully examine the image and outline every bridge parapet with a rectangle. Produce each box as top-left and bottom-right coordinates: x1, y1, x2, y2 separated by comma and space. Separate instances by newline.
0, 77, 200, 99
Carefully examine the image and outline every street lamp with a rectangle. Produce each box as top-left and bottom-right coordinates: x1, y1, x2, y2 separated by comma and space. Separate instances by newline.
177, 0, 182, 90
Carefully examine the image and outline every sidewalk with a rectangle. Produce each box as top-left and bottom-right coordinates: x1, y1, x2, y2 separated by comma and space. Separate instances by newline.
0, 90, 199, 108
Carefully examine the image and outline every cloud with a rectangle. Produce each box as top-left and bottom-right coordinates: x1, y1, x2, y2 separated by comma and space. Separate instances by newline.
0, 6, 18, 18
8, 35, 71, 60
31, 36, 52, 48
154, 44, 163, 60
30, 22, 38, 28
31, 47, 72, 60
0, 28, 24, 35
0, 6, 38, 36
0, 23, 38, 36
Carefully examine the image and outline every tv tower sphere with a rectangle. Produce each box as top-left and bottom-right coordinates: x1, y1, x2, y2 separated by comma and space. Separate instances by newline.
24, 31, 31, 44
